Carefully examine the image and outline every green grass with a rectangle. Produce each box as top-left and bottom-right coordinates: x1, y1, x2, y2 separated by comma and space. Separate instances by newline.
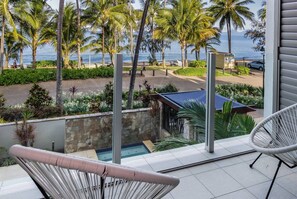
123, 66, 181, 71
174, 67, 207, 76
174, 67, 243, 77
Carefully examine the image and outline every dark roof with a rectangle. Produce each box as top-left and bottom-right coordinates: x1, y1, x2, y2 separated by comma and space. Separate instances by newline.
157, 90, 255, 113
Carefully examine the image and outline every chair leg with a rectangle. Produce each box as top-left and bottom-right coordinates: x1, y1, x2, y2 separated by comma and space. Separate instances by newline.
249, 153, 262, 168
266, 160, 282, 199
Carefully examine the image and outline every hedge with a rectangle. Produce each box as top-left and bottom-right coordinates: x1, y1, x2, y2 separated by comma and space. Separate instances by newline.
0, 67, 114, 86
35, 60, 78, 68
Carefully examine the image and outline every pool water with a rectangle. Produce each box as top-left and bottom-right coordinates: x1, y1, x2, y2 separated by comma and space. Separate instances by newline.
97, 144, 150, 161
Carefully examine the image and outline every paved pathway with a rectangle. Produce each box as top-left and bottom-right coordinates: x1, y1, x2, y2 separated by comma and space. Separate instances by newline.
0, 69, 264, 106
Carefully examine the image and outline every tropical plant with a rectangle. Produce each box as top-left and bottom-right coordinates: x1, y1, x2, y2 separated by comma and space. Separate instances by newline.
20, 0, 54, 68
0, 93, 5, 108
209, 0, 255, 53
216, 84, 264, 108
258, 0, 266, 21
0, 146, 16, 166
178, 101, 256, 139
154, 137, 197, 151
4, 30, 21, 68
0, 0, 17, 73
15, 110, 35, 147
50, 2, 91, 68
76, 0, 82, 68
12, 0, 30, 68
127, 0, 151, 109
83, 0, 128, 65
244, 1, 266, 52
25, 83, 53, 111
56, 0, 65, 111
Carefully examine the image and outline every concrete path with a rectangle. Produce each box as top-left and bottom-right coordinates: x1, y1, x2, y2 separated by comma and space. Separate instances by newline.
0, 69, 264, 106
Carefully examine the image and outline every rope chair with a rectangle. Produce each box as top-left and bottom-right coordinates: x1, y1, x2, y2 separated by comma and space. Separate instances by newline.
249, 103, 297, 199
9, 145, 179, 199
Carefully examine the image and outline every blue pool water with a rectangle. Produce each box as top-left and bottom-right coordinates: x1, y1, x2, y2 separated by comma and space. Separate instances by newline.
97, 144, 150, 161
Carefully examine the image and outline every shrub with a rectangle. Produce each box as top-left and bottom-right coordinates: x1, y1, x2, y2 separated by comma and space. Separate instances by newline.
154, 137, 197, 151
140, 80, 153, 107
103, 82, 113, 108
0, 94, 5, 109
25, 84, 53, 110
0, 117, 6, 123
189, 60, 206, 68
0, 147, 16, 167
174, 67, 207, 76
35, 60, 78, 68
15, 110, 35, 147
156, 83, 178, 93
35, 60, 57, 68
216, 84, 264, 108
0, 107, 24, 122
0, 67, 113, 86
235, 65, 250, 75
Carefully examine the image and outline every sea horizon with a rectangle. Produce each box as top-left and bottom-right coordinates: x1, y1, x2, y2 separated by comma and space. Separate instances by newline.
16, 31, 263, 66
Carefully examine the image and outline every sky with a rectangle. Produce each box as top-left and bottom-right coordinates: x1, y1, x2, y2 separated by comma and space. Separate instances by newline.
48, 0, 263, 30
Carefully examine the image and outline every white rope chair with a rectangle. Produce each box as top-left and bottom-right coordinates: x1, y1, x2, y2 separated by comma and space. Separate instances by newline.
9, 145, 179, 199
249, 103, 297, 199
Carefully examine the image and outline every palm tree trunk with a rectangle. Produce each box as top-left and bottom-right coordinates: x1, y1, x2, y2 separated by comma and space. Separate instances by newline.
56, 0, 65, 111
227, 18, 232, 53
20, 27, 23, 68
127, 0, 150, 109
32, 44, 37, 69
0, 16, 5, 73
129, 0, 134, 64
76, 0, 81, 68
162, 40, 165, 68
185, 43, 188, 67
181, 41, 185, 68
130, 24, 134, 64
4, 55, 8, 68
20, 47, 23, 67
102, 27, 105, 66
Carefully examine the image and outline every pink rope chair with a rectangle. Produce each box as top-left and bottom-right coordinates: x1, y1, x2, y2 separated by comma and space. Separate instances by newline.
9, 145, 179, 199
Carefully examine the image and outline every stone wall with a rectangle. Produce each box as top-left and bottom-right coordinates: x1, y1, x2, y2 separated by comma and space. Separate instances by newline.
65, 108, 160, 153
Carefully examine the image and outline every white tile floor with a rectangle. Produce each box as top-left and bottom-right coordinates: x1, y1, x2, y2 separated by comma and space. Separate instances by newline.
1, 135, 297, 199
164, 153, 297, 199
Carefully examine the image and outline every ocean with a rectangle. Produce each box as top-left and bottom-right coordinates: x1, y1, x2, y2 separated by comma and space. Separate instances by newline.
19, 31, 262, 65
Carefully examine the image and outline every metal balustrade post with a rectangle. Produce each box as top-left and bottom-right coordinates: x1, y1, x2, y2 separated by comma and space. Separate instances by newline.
205, 53, 216, 153
112, 54, 123, 164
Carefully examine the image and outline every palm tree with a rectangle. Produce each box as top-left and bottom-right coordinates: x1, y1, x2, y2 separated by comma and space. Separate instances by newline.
209, 0, 255, 53
178, 101, 256, 140
88, 26, 122, 65
83, 0, 128, 66
20, 0, 54, 69
12, 0, 29, 68
49, 3, 90, 68
75, 0, 81, 68
0, 0, 16, 74
258, 0, 266, 22
154, 0, 205, 68
4, 30, 21, 68
127, 0, 150, 109
56, 0, 65, 110
244, 0, 266, 52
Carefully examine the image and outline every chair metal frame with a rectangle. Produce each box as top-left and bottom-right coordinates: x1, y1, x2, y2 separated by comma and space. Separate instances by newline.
249, 103, 297, 199
9, 145, 179, 199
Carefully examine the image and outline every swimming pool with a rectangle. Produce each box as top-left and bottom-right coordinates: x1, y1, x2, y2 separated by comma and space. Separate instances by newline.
97, 143, 150, 161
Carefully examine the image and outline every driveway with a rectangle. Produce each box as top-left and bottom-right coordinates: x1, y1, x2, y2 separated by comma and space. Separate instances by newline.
0, 69, 264, 106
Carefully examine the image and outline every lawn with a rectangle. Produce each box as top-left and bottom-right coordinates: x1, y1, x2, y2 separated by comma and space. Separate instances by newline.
174, 67, 237, 77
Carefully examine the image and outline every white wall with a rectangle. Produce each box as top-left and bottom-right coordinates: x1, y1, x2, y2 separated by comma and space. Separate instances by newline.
264, 0, 280, 117
0, 119, 65, 151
